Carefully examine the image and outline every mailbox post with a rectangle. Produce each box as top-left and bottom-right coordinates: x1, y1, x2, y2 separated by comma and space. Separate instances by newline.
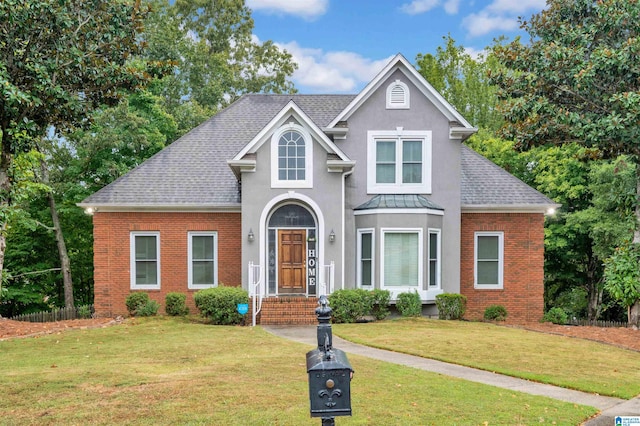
306, 295, 353, 426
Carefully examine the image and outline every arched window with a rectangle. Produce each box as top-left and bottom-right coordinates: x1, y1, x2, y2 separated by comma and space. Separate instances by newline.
271, 122, 313, 188
278, 130, 305, 181
386, 79, 410, 109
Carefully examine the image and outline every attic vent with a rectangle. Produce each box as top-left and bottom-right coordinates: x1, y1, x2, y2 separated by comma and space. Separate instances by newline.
386, 80, 410, 109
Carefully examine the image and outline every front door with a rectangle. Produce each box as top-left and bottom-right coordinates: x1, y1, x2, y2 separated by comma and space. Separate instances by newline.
278, 229, 306, 294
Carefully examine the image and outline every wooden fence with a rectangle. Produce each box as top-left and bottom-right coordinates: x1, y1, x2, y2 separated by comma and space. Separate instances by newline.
10, 305, 94, 323
568, 318, 629, 328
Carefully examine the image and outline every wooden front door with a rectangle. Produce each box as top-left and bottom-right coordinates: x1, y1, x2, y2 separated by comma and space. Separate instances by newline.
278, 229, 306, 294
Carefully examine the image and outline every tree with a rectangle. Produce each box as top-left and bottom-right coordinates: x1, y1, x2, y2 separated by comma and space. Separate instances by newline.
0, 0, 165, 289
143, 0, 297, 129
416, 36, 503, 131
491, 0, 640, 326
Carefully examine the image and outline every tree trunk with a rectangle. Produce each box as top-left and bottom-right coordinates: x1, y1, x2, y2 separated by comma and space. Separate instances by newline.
48, 192, 74, 308
39, 159, 74, 308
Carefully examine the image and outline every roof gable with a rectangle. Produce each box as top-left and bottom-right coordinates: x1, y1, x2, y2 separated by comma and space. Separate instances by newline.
232, 100, 350, 161
327, 53, 476, 137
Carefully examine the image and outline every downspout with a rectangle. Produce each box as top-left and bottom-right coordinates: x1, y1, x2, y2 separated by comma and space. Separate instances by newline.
341, 168, 354, 290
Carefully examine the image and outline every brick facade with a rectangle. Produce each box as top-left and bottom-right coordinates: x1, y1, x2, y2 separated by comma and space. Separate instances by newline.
92, 212, 241, 317
460, 212, 545, 323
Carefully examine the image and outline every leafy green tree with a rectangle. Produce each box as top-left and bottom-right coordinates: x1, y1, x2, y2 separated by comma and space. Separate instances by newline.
143, 0, 297, 132
491, 0, 640, 326
416, 36, 503, 131
0, 0, 164, 290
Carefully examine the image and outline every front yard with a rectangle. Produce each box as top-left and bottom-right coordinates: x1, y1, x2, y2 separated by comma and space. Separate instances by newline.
1, 316, 624, 425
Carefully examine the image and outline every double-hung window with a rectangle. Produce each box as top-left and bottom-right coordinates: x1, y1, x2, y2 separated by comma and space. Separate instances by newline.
381, 228, 423, 290
130, 232, 160, 290
357, 229, 374, 288
271, 123, 313, 188
474, 232, 504, 289
368, 130, 431, 194
428, 229, 441, 288
188, 232, 218, 289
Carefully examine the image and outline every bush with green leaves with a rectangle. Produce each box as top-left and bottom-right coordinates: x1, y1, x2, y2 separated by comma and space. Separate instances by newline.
369, 289, 391, 320
484, 305, 508, 321
329, 289, 373, 323
396, 291, 422, 317
165, 292, 189, 316
435, 293, 467, 320
542, 307, 568, 325
136, 300, 160, 317
194, 286, 249, 325
125, 292, 150, 316
76, 304, 93, 319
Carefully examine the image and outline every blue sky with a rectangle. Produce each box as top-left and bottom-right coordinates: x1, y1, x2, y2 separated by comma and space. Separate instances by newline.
247, 0, 547, 93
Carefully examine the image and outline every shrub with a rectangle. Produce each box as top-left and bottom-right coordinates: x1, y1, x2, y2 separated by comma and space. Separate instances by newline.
125, 292, 150, 316
484, 305, 508, 321
137, 300, 160, 317
543, 307, 568, 325
435, 293, 467, 320
194, 286, 249, 325
329, 289, 373, 323
396, 291, 422, 317
76, 304, 92, 319
369, 289, 391, 320
165, 292, 189, 316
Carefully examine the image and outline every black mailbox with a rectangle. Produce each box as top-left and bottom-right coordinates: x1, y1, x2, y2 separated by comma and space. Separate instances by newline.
306, 295, 353, 421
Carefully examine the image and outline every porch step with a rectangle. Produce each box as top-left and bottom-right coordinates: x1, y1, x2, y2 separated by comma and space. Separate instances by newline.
258, 297, 319, 325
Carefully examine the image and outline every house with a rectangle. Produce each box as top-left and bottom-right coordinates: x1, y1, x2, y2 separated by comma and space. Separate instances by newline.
79, 54, 557, 324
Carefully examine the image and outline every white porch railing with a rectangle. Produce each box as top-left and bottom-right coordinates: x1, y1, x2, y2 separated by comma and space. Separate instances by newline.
248, 262, 264, 327
318, 261, 335, 296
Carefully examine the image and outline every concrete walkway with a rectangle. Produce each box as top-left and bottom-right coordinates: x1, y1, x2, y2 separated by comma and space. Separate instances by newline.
263, 325, 640, 426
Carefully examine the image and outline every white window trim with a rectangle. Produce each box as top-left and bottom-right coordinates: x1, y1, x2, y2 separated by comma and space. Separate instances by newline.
428, 228, 441, 289
367, 129, 432, 194
386, 79, 410, 109
270, 122, 313, 189
380, 228, 423, 293
130, 231, 160, 290
188, 232, 218, 289
474, 231, 504, 289
356, 228, 375, 289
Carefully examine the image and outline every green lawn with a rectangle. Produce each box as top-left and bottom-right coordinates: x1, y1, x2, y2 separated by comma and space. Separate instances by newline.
333, 317, 640, 399
0, 317, 596, 425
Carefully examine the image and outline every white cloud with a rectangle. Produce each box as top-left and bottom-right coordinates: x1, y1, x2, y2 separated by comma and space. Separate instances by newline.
486, 0, 547, 14
443, 0, 461, 15
463, 11, 520, 37
400, 0, 440, 15
462, 0, 545, 38
247, 0, 328, 20
277, 41, 393, 93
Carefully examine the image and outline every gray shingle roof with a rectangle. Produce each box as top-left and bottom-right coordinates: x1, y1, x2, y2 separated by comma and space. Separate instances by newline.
461, 145, 556, 208
80, 94, 555, 211
355, 194, 444, 210
80, 94, 356, 207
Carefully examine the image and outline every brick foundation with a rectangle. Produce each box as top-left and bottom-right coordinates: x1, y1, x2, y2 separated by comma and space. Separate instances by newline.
460, 212, 545, 323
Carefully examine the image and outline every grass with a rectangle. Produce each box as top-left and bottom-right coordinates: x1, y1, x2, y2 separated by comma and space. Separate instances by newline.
333, 317, 640, 399
0, 316, 596, 425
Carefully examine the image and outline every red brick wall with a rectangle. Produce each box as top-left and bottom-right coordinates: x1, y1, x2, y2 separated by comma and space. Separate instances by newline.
460, 212, 545, 323
92, 212, 241, 317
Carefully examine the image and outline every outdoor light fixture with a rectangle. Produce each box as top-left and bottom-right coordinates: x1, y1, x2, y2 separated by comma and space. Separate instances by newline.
248, 228, 255, 242
329, 229, 335, 243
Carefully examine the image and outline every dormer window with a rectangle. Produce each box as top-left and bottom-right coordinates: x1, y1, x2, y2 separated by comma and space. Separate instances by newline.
386, 80, 410, 109
271, 122, 313, 188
